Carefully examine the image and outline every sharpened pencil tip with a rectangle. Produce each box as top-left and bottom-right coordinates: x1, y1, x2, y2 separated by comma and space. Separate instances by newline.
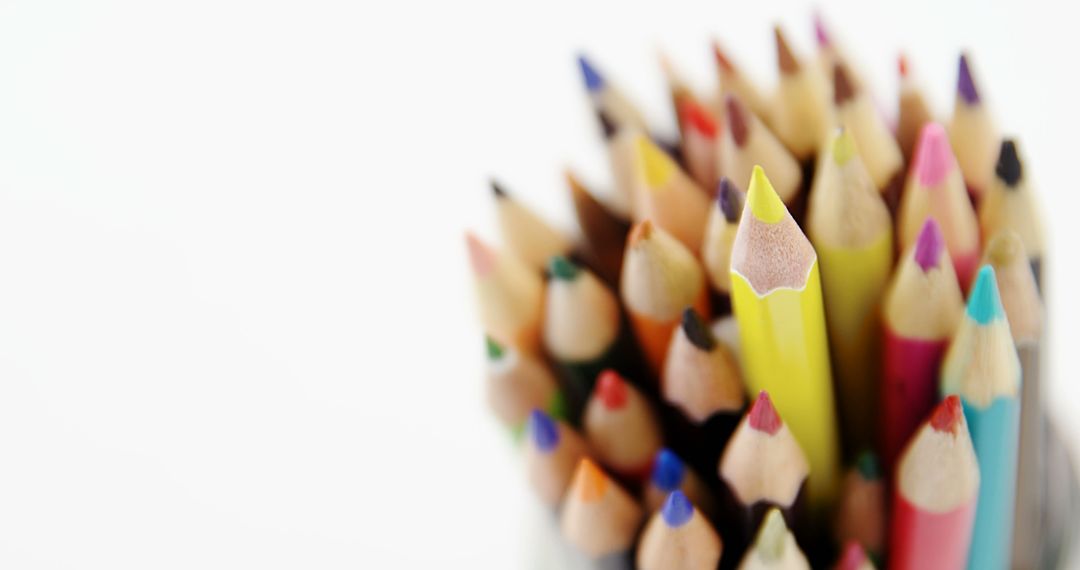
898, 53, 909, 78
650, 448, 686, 492
635, 135, 676, 189
578, 55, 604, 92
724, 94, 750, 148
913, 123, 955, 187
836, 541, 869, 570
774, 26, 799, 74
547, 256, 580, 281
755, 509, 790, 562
913, 218, 945, 271
746, 166, 787, 223
465, 231, 496, 276
748, 390, 782, 435
957, 53, 980, 105
595, 369, 629, 410
984, 230, 1026, 268
678, 97, 718, 138
527, 409, 560, 452
490, 179, 508, 199
661, 490, 694, 528
596, 109, 618, 140
855, 451, 881, 480
712, 41, 735, 73
967, 265, 1005, 324
833, 64, 856, 105
813, 12, 831, 47
831, 127, 857, 166
681, 308, 717, 351
995, 139, 1022, 187
628, 220, 654, 246
930, 395, 965, 434
718, 177, 744, 223
485, 335, 504, 360
571, 458, 609, 503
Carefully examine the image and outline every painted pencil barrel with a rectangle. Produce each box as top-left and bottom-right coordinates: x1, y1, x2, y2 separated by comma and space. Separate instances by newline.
880, 328, 948, 475
963, 397, 1020, 570
889, 492, 976, 570
730, 262, 839, 505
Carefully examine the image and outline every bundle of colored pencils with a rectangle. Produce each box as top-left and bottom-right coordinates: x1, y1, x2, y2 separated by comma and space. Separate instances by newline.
467, 15, 1077, 570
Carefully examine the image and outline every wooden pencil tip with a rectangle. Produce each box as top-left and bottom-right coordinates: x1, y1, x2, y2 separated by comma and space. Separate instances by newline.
595, 369, 629, 410
913, 123, 955, 187
833, 63, 856, 105
678, 97, 718, 139
746, 166, 786, 223
635, 135, 676, 189
724, 94, 750, 148
957, 52, 980, 105
651, 448, 686, 491
661, 490, 694, 528
718, 177, 745, 223
681, 307, 716, 351
754, 508, 790, 561
465, 231, 495, 276
967, 265, 1005, 325
712, 41, 735, 73
485, 335, 505, 360
628, 220, 654, 246
930, 395, 965, 435
774, 26, 799, 74
490, 179, 508, 199
578, 54, 604, 93
984, 230, 1027, 269
527, 409, 560, 452
898, 53, 909, 78
913, 218, 945, 271
831, 127, 857, 166
596, 109, 618, 140
748, 390, 782, 435
571, 458, 610, 503
995, 139, 1022, 187
813, 12, 831, 47
548, 255, 580, 281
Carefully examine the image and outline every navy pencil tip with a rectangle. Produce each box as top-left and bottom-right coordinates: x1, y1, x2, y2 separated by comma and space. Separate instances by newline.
650, 448, 686, 491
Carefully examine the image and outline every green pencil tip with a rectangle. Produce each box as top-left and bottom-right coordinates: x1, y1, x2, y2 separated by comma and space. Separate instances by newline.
548, 255, 580, 281
485, 336, 505, 360
967, 265, 1005, 325
855, 451, 881, 480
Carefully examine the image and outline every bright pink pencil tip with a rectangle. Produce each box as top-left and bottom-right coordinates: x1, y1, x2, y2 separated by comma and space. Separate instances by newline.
748, 390, 782, 435
913, 123, 955, 187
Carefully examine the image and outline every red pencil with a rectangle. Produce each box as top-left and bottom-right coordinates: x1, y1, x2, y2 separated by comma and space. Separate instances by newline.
583, 370, 664, 485
889, 395, 980, 570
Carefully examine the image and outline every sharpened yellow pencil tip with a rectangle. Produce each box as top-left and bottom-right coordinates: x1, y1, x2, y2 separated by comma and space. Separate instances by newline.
831, 128, 857, 166
635, 135, 675, 189
747, 166, 786, 223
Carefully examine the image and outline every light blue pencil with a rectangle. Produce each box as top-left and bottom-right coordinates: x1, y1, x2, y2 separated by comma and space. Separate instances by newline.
941, 265, 1022, 570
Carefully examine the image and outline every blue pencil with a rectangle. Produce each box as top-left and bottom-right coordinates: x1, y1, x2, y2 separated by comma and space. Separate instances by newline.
940, 265, 1021, 570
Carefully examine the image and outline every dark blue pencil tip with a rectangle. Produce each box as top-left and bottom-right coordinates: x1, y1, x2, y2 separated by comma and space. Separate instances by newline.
578, 55, 604, 92
650, 448, 686, 492
967, 265, 1004, 325
661, 490, 694, 527
527, 409, 560, 452
957, 53, 980, 105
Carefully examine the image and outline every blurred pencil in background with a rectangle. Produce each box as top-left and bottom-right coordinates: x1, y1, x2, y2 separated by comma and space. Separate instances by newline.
978, 139, 1045, 286
638, 490, 723, 570
737, 508, 810, 570
524, 409, 590, 506
948, 54, 999, 204
565, 170, 630, 286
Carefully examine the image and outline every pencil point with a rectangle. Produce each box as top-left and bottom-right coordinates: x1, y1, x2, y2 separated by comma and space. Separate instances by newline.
651, 448, 686, 492
465, 232, 495, 276
596, 109, 618, 139
678, 97, 718, 138
755, 508, 789, 561
813, 12, 831, 47
578, 55, 604, 93
836, 541, 869, 570
528, 409, 560, 452
681, 308, 716, 351
967, 265, 1005, 324
571, 458, 609, 503
718, 177, 744, 223
995, 139, 1022, 187
548, 256, 580, 281
712, 41, 735, 73
913, 218, 945, 271
485, 335, 504, 360
746, 166, 786, 223
628, 220, 654, 246
957, 53, 980, 105
913, 123, 955, 187
930, 395, 964, 434
635, 135, 676, 189
724, 95, 750, 148
833, 64, 855, 105
748, 390, 782, 435
774, 26, 799, 75
855, 451, 881, 480
984, 230, 1025, 268
898, 53, 909, 78
596, 369, 629, 410
661, 490, 694, 528
831, 127, 857, 166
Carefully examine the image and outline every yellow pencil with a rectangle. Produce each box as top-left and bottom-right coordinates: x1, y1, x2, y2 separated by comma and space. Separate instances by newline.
729, 166, 841, 508
806, 129, 894, 455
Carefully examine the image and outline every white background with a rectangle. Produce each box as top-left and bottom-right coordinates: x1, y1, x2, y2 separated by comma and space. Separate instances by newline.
0, 0, 1078, 567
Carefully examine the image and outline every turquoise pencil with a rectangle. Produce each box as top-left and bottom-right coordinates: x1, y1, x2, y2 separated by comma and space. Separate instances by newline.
940, 265, 1021, 570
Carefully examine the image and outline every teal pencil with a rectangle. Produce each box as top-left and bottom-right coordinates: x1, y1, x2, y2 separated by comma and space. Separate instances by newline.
940, 265, 1021, 570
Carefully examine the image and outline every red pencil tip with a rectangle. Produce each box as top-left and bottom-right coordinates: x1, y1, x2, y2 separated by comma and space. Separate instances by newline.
596, 370, 629, 409
748, 390, 782, 435
677, 97, 718, 139
898, 54, 909, 78
930, 395, 964, 434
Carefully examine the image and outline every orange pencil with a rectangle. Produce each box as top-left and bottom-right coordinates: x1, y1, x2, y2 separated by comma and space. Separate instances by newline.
561, 458, 645, 564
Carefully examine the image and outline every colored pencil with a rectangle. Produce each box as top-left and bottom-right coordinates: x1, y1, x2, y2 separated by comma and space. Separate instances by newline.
718, 391, 809, 563
729, 166, 840, 507
663, 307, 745, 472
896, 54, 934, 165
834, 541, 875, 570
737, 508, 811, 570
485, 336, 565, 433
889, 395, 980, 570
637, 490, 724, 570
831, 64, 904, 201
620, 220, 710, 376
771, 26, 832, 161
981, 232, 1043, 569
807, 128, 893, 455
583, 370, 664, 484
703, 177, 745, 297
947, 54, 999, 203
491, 180, 573, 272
561, 457, 645, 565
631, 135, 711, 255
978, 139, 1045, 286
879, 218, 964, 475
662, 54, 721, 192
465, 231, 544, 352
833, 452, 885, 562
579, 55, 647, 220
940, 266, 1021, 570
524, 409, 591, 506
719, 94, 803, 208
565, 169, 630, 286
812, 14, 862, 92
645, 448, 715, 520
543, 256, 624, 422
712, 41, 772, 127
897, 122, 981, 290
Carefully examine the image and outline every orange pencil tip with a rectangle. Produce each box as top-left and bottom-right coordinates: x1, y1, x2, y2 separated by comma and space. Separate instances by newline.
628, 220, 654, 246
572, 458, 610, 503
